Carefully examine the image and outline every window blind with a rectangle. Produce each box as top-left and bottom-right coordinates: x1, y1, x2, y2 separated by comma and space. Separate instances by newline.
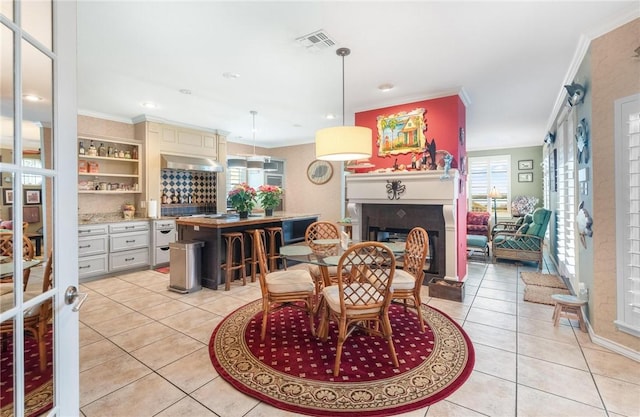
468, 156, 511, 216
555, 114, 576, 279
615, 94, 640, 336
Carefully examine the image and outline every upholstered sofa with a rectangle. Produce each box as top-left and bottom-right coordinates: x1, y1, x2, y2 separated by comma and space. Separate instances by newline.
492, 208, 551, 270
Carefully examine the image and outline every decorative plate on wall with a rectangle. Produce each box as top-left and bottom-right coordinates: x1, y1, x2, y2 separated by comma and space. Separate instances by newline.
307, 160, 333, 185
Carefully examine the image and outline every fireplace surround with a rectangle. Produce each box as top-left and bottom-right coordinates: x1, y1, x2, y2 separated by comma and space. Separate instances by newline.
346, 170, 460, 282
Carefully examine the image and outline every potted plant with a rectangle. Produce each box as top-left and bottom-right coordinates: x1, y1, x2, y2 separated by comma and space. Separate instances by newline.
228, 183, 256, 218
122, 202, 136, 219
257, 185, 283, 216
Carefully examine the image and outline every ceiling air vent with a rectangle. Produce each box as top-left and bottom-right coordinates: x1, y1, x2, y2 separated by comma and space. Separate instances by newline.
296, 29, 336, 52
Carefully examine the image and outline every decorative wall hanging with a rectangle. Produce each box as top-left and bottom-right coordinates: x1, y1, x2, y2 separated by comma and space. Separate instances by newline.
564, 82, 586, 107
377, 108, 426, 156
459, 127, 465, 146
386, 180, 406, 200
518, 160, 533, 170
306, 160, 333, 185
576, 118, 589, 163
518, 172, 533, 182
576, 201, 593, 248
544, 131, 556, 145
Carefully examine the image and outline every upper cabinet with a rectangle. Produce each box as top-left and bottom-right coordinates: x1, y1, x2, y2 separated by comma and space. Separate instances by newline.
78, 135, 141, 194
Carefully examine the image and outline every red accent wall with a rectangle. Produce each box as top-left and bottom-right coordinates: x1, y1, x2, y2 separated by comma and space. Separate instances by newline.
355, 94, 468, 281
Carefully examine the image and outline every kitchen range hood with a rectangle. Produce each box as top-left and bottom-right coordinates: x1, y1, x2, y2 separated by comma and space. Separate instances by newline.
161, 154, 224, 172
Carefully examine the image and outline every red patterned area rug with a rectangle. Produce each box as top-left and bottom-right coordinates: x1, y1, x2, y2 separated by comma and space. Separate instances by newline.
155, 266, 170, 274
209, 300, 474, 416
0, 328, 53, 417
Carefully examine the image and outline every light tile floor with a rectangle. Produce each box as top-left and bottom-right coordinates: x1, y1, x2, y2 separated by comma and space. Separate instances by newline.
78, 260, 640, 417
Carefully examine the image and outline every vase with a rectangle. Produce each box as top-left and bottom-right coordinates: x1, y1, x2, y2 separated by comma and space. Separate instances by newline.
265, 209, 273, 216
239, 211, 249, 219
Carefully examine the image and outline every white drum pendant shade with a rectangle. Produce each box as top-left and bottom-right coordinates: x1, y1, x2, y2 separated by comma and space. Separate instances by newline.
315, 125, 372, 161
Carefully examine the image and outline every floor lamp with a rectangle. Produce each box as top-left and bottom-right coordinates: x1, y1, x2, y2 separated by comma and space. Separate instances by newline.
489, 186, 501, 227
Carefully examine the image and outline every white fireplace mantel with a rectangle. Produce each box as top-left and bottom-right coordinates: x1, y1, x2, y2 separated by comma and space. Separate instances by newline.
346, 169, 460, 281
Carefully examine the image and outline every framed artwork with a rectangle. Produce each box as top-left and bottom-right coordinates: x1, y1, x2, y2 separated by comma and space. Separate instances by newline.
518, 172, 534, 183
376, 108, 426, 156
3, 189, 13, 205
25, 189, 41, 205
518, 159, 534, 170
306, 160, 333, 185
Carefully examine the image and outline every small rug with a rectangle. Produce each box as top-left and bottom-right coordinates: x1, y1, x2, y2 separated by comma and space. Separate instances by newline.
0, 327, 54, 417
524, 285, 571, 305
155, 266, 170, 274
209, 300, 474, 416
521, 272, 566, 288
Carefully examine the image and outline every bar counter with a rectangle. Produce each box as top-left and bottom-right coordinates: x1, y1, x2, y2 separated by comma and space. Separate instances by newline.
176, 212, 319, 289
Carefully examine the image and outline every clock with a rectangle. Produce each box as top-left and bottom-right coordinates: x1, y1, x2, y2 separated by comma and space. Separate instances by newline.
307, 160, 333, 185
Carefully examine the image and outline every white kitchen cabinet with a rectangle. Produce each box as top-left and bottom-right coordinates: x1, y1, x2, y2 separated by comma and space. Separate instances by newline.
152, 219, 176, 266
78, 220, 151, 280
78, 224, 109, 279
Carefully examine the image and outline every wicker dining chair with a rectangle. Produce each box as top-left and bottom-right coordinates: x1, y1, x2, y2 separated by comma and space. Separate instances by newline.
253, 230, 316, 341
0, 234, 35, 291
0, 249, 53, 372
318, 241, 398, 377
391, 227, 429, 332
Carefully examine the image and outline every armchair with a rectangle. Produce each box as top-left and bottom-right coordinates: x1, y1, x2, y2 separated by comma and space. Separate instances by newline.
467, 211, 491, 240
491, 214, 533, 239
492, 208, 551, 270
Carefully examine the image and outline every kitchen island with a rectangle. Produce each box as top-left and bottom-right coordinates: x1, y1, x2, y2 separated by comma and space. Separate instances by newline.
176, 212, 319, 289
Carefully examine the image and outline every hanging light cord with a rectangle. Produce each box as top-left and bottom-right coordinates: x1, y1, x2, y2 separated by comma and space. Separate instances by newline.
251, 110, 257, 156
336, 47, 350, 127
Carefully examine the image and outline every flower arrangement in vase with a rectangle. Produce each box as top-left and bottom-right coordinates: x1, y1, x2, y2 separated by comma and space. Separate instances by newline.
228, 183, 257, 218
257, 185, 283, 216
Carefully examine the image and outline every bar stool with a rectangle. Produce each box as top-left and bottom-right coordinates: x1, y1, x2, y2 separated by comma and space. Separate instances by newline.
551, 294, 588, 332
244, 228, 265, 282
264, 226, 286, 271
221, 232, 246, 291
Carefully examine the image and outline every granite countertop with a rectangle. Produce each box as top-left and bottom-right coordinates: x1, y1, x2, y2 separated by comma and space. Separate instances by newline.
175, 212, 319, 229
78, 212, 166, 225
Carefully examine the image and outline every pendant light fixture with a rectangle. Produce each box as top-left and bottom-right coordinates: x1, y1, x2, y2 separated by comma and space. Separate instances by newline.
315, 47, 372, 161
247, 110, 264, 170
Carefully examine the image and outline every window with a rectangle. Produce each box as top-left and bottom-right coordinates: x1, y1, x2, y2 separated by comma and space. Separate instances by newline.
468, 156, 511, 217
555, 112, 576, 279
22, 157, 43, 185
615, 94, 640, 336
226, 163, 247, 209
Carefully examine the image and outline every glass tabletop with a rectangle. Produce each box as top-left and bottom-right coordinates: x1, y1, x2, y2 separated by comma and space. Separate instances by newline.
280, 241, 405, 267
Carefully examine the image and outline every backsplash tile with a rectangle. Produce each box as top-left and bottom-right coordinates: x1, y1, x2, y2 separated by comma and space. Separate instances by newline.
160, 169, 217, 216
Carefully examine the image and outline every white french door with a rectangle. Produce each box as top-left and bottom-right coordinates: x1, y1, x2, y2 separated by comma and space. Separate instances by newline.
0, 1, 79, 415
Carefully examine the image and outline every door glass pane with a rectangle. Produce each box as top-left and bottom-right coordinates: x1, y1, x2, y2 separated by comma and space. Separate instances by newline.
0, 1, 13, 21
22, 0, 52, 50
23, 174, 54, 414
22, 38, 53, 170
1, 24, 15, 161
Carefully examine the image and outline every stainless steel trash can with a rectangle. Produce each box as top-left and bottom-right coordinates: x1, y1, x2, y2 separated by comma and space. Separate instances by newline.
168, 240, 204, 293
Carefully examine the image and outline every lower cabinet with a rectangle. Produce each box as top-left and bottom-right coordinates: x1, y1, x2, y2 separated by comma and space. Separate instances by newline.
78, 221, 150, 280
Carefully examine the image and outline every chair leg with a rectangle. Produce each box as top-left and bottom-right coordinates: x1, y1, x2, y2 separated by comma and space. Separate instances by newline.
333, 320, 347, 377
414, 289, 425, 332
261, 298, 270, 341
382, 314, 399, 368
306, 296, 316, 336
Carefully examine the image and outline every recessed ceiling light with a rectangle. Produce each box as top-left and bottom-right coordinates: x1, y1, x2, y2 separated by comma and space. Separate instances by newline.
179, 89, 192, 95
141, 102, 157, 109
293, 124, 302, 128
378, 83, 394, 92
223, 72, 241, 79
23, 94, 43, 102
326, 114, 336, 120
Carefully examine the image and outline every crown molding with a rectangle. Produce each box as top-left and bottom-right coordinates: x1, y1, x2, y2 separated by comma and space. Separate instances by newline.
353, 87, 470, 114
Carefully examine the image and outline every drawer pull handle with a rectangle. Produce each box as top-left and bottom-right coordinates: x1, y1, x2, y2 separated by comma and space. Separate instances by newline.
79, 230, 90, 233
159, 247, 170, 251
79, 244, 91, 249
125, 226, 135, 229
125, 257, 135, 261
160, 230, 172, 234
79, 265, 91, 269
125, 240, 136, 243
